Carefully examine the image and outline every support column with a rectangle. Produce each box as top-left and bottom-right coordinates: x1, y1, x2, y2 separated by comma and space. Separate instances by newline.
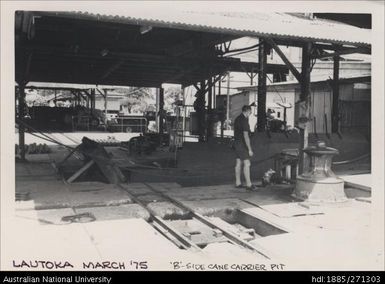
18, 84, 26, 160
193, 81, 206, 142
156, 88, 160, 132
213, 78, 216, 109
90, 89, 95, 114
332, 55, 340, 133
225, 73, 230, 130
159, 87, 164, 134
208, 77, 212, 111
298, 42, 312, 174
257, 39, 267, 132
207, 77, 213, 140
182, 87, 186, 142
104, 89, 108, 131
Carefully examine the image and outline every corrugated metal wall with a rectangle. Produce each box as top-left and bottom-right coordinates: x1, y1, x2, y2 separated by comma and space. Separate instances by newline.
236, 80, 370, 135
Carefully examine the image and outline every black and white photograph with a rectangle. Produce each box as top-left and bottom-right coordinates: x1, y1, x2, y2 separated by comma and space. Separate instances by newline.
1, 0, 384, 274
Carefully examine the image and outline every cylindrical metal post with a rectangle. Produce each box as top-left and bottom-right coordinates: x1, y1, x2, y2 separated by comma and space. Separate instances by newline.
332, 55, 340, 133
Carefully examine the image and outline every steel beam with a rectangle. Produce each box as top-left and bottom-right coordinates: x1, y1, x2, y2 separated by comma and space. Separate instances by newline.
257, 40, 267, 132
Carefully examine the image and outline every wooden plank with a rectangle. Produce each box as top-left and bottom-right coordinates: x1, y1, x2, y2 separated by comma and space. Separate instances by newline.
58, 145, 81, 167
67, 160, 95, 183
80, 137, 126, 184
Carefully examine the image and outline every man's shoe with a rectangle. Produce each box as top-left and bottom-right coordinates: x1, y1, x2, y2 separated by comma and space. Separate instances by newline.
245, 184, 260, 191
235, 184, 244, 189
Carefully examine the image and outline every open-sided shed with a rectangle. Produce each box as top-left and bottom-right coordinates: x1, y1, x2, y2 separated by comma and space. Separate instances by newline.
15, 9, 371, 172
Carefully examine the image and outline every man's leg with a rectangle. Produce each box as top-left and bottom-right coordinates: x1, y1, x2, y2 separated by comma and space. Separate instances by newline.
235, 158, 242, 186
243, 159, 252, 187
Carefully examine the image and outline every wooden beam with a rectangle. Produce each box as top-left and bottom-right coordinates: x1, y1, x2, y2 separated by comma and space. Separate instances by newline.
312, 46, 371, 59
202, 73, 225, 93
159, 87, 164, 134
96, 88, 105, 98
81, 89, 92, 99
24, 86, 91, 92
193, 83, 200, 91
26, 44, 289, 73
266, 38, 302, 83
67, 160, 95, 183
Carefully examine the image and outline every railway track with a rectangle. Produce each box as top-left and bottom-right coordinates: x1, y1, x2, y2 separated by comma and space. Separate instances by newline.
116, 182, 272, 259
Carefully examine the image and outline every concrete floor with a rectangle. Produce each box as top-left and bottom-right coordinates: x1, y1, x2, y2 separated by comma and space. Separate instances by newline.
3, 152, 383, 271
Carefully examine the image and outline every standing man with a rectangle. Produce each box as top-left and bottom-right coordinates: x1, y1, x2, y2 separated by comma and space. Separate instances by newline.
233, 105, 258, 190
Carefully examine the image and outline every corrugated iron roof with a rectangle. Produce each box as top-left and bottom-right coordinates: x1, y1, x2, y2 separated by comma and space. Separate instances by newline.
39, 9, 371, 46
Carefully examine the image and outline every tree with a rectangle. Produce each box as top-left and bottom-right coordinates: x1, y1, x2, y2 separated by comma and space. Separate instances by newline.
164, 86, 182, 113
115, 87, 155, 114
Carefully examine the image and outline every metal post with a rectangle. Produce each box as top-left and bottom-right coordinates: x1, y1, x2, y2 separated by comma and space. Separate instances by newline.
156, 88, 160, 132
226, 72, 230, 130
90, 88, 95, 114
207, 77, 213, 140
208, 77, 212, 111
159, 87, 164, 134
213, 79, 216, 109
182, 87, 186, 142
18, 85, 26, 160
104, 89, 108, 131
257, 40, 267, 132
194, 81, 206, 142
332, 54, 340, 133
298, 42, 312, 174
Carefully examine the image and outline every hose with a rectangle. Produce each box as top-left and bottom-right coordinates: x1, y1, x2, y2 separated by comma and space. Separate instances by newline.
332, 153, 370, 165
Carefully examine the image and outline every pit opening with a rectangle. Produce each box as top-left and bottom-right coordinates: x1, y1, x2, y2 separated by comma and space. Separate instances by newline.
208, 208, 288, 237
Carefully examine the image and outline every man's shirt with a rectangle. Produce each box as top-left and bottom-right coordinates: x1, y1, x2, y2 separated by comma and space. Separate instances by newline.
234, 113, 250, 144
